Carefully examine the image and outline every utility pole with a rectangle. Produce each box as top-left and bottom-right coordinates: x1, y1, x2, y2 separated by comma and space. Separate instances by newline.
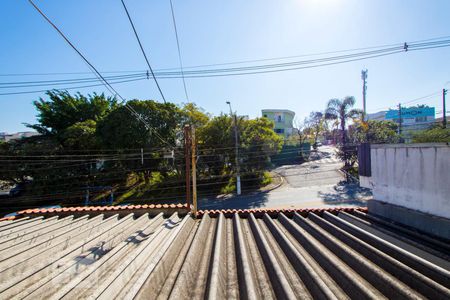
226, 101, 241, 195
443, 89, 447, 128
398, 103, 402, 136
191, 126, 198, 215
361, 69, 368, 121
85, 188, 90, 206
140, 148, 144, 165
184, 125, 191, 209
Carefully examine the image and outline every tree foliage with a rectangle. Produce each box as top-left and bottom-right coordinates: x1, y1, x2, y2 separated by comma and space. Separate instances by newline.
305, 111, 325, 146
96, 100, 181, 149
198, 115, 283, 176
349, 120, 400, 144
0, 91, 282, 207
62, 120, 99, 149
27, 90, 117, 138
179, 102, 210, 128
412, 126, 450, 143
291, 117, 309, 145
325, 96, 362, 145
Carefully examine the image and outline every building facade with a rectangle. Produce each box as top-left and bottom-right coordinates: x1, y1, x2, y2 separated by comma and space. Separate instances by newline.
0, 131, 39, 142
385, 106, 435, 131
367, 111, 387, 121
261, 109, 295, 138
367, 106, 436, 142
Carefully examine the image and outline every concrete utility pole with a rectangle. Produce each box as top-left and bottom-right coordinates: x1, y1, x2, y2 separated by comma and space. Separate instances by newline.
361, 69, 368, 121
398, 103, 402, 136
226, 101, 241, 195
443, 89, 447, 128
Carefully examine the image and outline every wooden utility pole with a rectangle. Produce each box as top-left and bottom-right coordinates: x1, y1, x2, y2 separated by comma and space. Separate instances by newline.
184, 125, 191, 208
191, 126, 198, 215
443, 89, 447, 128
398, 103, 402, 136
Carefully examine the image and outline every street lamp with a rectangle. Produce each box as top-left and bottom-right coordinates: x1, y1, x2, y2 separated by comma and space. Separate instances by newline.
226, 101, 241, 195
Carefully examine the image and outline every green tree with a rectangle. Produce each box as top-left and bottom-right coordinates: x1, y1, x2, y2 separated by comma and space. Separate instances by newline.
197, 115, 282, 176
96, 100, 181, 149
179, 103, 210, 128
325, 96, 362, 145
305, 111, 325, 147
197, 115, 234, 175
325, 96, 362, 168
241, 117, 283, 172
349, 120, 400, 144
62, 120, 99, 149
27, 90, 117, 139
290, 117, 309, 145
412, 126, 450, 143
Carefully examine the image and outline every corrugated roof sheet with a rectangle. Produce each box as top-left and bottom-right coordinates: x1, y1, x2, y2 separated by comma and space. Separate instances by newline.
0, 207, 449, 299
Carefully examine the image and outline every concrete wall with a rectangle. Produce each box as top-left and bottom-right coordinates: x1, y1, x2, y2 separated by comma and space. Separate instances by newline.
361, 143, 450, 219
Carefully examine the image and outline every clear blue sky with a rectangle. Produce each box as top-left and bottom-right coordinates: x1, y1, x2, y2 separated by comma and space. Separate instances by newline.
1, 0, 449, 132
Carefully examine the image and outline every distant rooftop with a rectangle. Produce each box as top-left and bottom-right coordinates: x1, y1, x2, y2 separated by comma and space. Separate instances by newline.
261, 109, 295, 115
0, 131, 39, 142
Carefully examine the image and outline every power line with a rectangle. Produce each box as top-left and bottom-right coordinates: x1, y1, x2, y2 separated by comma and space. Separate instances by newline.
2, 39, 449, 81
0, 72, 146, 88
2, 39, 449, 96
168, 42, 450, 78
368, 85, 449, 113
120, 0, 167, 103
3, 34, 450, 77
1, 40, 449, 86
0, 77, 147, 96
169, 0, 189, 101
28, 0, 173, 148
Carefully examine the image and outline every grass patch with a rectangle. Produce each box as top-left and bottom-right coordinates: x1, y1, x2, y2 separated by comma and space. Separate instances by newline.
220, 177, 236, 194
260, 171, 272, 186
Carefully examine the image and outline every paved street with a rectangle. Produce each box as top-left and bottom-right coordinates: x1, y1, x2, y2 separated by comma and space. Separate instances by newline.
198, 146, 372, 210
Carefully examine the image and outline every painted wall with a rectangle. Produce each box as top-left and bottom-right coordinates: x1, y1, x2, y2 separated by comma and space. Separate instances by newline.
385, 106, 435, 120
361, 143, 450, 219
261, 110, 295, 137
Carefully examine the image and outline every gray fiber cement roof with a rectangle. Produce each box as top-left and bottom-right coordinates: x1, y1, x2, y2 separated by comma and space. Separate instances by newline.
0, 208, 449, 299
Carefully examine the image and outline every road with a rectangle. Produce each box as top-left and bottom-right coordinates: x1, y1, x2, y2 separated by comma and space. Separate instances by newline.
198, 145, 372, 210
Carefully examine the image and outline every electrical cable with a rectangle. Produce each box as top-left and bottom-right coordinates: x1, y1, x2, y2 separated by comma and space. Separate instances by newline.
1, 40, 449, 97
168, 0, 189, 101
28, 0, 174, 149
0, 72, 146, 88
0, 77, 148, 96
3, 34, 450, 77
120, 0, 167, 103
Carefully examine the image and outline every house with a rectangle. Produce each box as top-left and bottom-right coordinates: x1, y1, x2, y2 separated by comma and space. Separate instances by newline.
0, 131, 40, 142
262, 109, 295, 138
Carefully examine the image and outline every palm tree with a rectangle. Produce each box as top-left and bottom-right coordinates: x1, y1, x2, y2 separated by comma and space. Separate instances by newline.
325, 96, 362, 146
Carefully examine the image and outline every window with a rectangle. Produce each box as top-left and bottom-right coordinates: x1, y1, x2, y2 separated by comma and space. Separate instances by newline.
263, 114, 267, 118
277, 115, 282, 122
415, 117, 427, 123
275, 128, 284, 134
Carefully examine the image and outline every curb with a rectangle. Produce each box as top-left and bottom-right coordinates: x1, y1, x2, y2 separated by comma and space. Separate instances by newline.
214, 172, 285, 199
259, 172, 284, 193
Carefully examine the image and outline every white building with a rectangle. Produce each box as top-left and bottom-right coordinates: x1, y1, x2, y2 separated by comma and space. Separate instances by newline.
0, 131, 40, 142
